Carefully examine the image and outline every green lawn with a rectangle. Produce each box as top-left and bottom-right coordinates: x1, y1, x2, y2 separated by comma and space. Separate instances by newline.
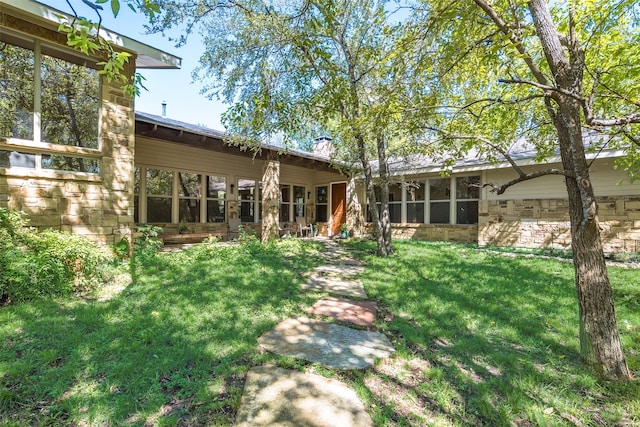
1, 238, 638, 426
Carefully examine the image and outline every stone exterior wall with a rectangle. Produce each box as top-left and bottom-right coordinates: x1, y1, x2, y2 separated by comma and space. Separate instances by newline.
479, 197, 640, 253
0, 15, 136, 245
362, 223, 478, 243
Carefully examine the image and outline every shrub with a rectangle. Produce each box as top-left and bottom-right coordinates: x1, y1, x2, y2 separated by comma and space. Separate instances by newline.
133, 224, 163, 260
0, 208, 113, 303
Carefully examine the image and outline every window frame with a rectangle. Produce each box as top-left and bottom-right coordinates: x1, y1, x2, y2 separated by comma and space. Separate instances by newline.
0, 30, 103, 177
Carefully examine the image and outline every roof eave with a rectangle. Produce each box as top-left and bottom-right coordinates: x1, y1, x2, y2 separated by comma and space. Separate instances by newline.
2, 0, 181, 69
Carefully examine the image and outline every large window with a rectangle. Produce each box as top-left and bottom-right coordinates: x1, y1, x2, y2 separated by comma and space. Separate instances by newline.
280, 185, 291, 222
207, 176, 226, 223
388, 184, 402, 223
178, 172, 201, 223
316, 186, 328, 222
294, 185, 305, 219
364, 176, 480, 226
239, 179, 262, 223
135, 167, 229, 224
406, 180, 425, 223
367, 184, 401, 223
146, 169, 173, 223
429, 178, 450, 224
0, 33, 101, 174
456, 176, 479, 225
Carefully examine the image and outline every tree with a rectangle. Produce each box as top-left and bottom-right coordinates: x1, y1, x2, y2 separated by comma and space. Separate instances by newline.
409, 0, 637, 379
139, 0, 417, 254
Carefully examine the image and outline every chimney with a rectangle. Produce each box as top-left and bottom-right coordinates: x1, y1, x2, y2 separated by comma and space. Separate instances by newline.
313, 136, 334, 158
161, 101, 167, 117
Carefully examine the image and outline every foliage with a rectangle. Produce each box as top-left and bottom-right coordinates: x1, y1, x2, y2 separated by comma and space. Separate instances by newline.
1, 239, 637, 425
56, 0, 160, 96
0, 209, 114, 303
112, 237, 131, 260
133, 224, 163, 260
140, 0, 418, 254
0, 239, 323, 425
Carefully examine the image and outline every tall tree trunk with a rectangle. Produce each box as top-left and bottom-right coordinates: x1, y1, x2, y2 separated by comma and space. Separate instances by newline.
355, 133, 390, 256
376, 135, 393, 256
529, 0, 630, 379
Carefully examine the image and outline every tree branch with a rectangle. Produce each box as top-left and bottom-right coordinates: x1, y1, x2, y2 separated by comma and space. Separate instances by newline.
472, 0, 550, 86
487, 168, 575, 195
498, 78, 583, 102
586, 113, 640, 127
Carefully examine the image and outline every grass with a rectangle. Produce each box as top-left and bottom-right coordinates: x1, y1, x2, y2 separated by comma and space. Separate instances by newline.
0, 238, 638, 426
345, 239, 640, 426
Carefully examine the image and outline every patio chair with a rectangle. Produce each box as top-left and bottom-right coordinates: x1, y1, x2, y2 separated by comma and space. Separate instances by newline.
296, 216, 313, 237
227, 217, 242, 241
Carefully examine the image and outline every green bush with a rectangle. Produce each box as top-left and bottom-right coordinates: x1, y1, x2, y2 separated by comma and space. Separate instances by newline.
133, 224, 163, 260
0, 208, 113, 303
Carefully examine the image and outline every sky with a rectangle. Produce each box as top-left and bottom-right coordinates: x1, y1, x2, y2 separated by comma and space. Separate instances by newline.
40, 0, 229, 131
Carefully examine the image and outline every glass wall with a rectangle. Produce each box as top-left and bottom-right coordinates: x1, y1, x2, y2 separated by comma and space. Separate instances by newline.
366, 176, 480, 225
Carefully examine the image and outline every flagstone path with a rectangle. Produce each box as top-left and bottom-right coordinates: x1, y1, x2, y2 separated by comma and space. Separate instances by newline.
235, 238, 396, 426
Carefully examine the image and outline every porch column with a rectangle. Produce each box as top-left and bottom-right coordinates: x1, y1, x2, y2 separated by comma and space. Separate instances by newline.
261, 157, 280, 242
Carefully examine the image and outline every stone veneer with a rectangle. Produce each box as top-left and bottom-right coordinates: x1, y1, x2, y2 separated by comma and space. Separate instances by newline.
479, 197, 640, 253
363, 223, 478, 243
0, 15, 136, 245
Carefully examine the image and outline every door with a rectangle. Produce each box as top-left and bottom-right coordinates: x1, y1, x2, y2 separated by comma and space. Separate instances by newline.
331, 182, 346, 236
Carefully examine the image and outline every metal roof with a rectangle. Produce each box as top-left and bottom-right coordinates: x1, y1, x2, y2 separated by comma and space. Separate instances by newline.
1, 0, 181, 69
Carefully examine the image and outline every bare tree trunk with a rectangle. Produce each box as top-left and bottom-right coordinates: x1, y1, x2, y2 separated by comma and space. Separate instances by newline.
376, 135, 393, 256
355, 133, 391, 256
529, 0, 630, 379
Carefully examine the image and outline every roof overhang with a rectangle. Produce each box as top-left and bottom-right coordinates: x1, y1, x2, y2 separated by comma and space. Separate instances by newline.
385, 149, 628, 178
135, 112, 340, 173
1, 0, 181, 69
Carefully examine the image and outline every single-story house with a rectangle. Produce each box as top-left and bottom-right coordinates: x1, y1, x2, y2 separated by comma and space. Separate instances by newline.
2, 0, 639, 253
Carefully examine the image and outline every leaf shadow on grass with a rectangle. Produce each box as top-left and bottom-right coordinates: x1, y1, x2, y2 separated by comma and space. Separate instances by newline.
0, 240, 323, 425
354, 240, 639, 426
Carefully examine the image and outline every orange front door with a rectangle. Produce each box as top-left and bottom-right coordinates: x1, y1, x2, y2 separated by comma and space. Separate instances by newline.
331, 182, 346, 235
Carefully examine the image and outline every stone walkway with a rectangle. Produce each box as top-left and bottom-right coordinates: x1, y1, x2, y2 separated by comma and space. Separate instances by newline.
235, 239, 395, 426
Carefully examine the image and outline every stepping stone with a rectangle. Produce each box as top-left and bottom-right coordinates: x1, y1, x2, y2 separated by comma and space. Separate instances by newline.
306, 297, 378, 327
302, 274, 368, 299
313, 264, 365, 275
257, 317, 395, 369
235, 365, 373, 427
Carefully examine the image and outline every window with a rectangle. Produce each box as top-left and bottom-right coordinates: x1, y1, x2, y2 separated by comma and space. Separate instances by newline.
0, 38, 35, 140
0, 33, 101, 174
366, 185, 401, 223
315, 186, 328, 222
146, 169, 173, 223
280, 184, 291, 222
0, 151, 36, 169
294, 185, 305, 219
406, 180, 425, 223
239, 179, 259, 223
206, 175, 226, 223
178, 172, 201, 223
429, 178, 450, 224
388, 184, 402, 223
456, 176, 479, 225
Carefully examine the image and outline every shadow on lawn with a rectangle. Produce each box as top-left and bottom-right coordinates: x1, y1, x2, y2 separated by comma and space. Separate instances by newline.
356, 240, 638, 426
0, 241, 322, 425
